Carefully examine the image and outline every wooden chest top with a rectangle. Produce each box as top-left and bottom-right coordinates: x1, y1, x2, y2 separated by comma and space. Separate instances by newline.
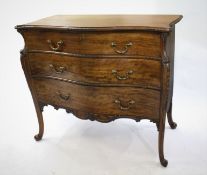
16, 15, 182, 32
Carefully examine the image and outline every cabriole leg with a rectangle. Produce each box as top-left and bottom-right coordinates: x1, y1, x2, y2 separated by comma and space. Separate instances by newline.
20, 52, 44, 141
158, 116, 168, 167
167, 100, 177, 129
34, 103, 44, 141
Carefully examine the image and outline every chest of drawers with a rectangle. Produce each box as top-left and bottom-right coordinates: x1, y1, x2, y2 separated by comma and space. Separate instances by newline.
16, 15, 182, 167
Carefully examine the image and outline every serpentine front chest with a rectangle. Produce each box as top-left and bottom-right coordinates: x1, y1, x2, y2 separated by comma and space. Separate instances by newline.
16, 15, 182, 167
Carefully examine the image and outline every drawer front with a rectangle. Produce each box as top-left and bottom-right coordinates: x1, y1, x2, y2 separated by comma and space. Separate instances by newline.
33, 79, 160, 119
29, 53, 161, 88
24, 31, 161, 57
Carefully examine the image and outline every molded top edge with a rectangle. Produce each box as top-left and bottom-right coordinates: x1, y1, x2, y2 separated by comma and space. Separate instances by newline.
16, 15, 183, 32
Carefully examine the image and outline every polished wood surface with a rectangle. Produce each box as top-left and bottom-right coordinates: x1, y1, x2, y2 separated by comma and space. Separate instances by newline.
34, 79, 160, 118
16, 15, 182, 167
16, 15, 182, 32
29, 53, 161, 88
23, 30, 161, 57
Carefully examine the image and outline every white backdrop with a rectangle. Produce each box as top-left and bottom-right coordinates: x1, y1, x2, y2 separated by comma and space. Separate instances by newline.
0, 0, 207, 175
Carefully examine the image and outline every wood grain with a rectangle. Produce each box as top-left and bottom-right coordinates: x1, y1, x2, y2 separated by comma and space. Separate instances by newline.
22, 30, 161, 57
33, 79, 160, 119
29, 53, 161, 88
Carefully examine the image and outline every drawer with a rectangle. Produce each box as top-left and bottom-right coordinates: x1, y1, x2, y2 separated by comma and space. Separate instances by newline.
24, 30, 161, 57
33, 79, 160, 119
29, 53, 161, 89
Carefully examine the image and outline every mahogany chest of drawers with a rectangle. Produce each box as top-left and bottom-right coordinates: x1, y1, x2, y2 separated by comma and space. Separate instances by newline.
16, 15, 182, 167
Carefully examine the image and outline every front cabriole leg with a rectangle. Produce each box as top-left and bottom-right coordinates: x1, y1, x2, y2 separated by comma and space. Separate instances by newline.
158, 113, 168, 167
159, 89, 168, 167
33, 103, 44, 141
33, 102, 44, 141
20, 50, 44, 141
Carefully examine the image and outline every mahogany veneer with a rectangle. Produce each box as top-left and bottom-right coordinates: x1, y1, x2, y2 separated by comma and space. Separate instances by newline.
16, 15, 182, 167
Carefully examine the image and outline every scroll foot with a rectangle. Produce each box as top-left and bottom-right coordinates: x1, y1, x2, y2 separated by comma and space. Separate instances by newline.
160, 158, 168, 167
169, 121, 177, 129
34, 134, 43, 141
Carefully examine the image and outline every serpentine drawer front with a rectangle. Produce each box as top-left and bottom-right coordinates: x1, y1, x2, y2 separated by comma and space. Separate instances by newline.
23, 31, 161, 57
33, 79, 160, 118
16, 15, 182, 167
29, 53, 161, 88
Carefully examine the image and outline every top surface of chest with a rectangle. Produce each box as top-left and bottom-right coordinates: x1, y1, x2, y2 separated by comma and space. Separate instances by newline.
16, 15, 182, 32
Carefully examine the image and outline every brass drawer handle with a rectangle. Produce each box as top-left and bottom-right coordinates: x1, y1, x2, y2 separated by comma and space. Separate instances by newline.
112, 70, 133, 80
49, 64, 66, 74
114, 99, 135, 111
56, 91, 70, 101
111, 42, 132, 54
47, 40, 64, 51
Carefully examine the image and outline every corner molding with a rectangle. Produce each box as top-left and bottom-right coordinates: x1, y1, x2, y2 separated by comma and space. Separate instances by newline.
161, 33, 171, 109
161, 33, 170, 66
